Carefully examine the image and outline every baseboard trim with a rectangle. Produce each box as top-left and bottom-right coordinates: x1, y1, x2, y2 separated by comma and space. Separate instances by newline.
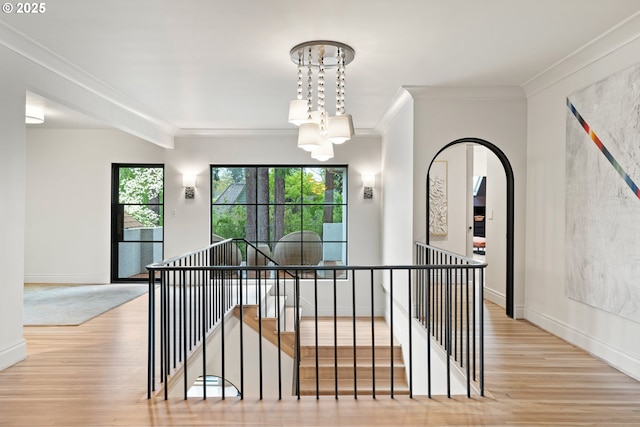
0, 339, 27, 371
24, 275, 107, 284
483, 287, 505, 308
524, 307, 640, 381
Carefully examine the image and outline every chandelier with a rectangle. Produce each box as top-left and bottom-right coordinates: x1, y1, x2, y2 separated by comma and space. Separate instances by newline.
288, 41, 355, 161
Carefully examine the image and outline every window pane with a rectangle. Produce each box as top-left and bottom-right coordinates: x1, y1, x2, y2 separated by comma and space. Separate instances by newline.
118, 167, 164, 204
270, 167, 302, 204
302, 167, 326, 204
212, 167, 246, 204
118, 242, 163, 279
212, 205, 246, 240
124, 204, 163, 230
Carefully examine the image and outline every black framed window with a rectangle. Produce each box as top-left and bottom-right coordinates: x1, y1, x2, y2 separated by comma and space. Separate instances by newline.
111, 164, 164, 282
211, 166, 347, 268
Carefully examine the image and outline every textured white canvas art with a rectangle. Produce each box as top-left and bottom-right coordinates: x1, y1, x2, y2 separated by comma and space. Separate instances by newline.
565, 64, 640, 323
429, 160, 448, 236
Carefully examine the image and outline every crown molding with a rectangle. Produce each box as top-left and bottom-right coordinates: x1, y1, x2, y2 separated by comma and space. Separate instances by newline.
0, 20, 177, 147
403, 86, 525, 100
374, 87, 413, 135
175, 127, 379, 138
522, 10, 640, 97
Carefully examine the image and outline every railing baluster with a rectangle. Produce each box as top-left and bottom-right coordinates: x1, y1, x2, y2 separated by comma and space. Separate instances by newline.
389, 269, 394, 399
370, 268, 376, 399
239, 265, 244, 400
479, 267, 485, 397
314, 273, 319, 399
408, 268, 413, 399
258, 266, 263, 400
182, 269, 188, 400
466, 267, 471, 398
201, 266, 207, 401
427, 252, 432, 398
221, 262, 226, 401
333, 269, 338, 400
277, 273, 282, 400
351, 269, 357, 400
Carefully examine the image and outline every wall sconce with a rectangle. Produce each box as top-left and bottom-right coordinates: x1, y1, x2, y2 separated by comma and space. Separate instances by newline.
183, 175, 196, 199
362, 174, 375, 199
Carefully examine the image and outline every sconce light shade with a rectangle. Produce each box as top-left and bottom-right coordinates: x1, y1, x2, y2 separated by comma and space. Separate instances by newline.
183, 175, 196, 188
328, 114, 354, 144
362, 174, 375, 188
297, 122, 322, 152
25, 105, 45, 124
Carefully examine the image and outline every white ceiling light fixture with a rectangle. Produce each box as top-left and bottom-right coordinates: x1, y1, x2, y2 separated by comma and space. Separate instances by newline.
25, 105, 45, 124
288, 41, 355, 160
311, 135, 334, 162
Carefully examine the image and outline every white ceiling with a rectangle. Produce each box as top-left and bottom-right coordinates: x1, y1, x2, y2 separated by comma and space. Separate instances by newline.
4, 0, 640, 133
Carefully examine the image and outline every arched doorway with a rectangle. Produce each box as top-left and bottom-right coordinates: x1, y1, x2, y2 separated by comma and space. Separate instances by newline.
426, 137, 515, 318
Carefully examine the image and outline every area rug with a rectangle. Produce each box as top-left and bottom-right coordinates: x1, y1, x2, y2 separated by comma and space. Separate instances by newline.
24, 283, 149, 326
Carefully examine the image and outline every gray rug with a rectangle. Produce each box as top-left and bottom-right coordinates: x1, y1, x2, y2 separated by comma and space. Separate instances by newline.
24, 283, 149, 326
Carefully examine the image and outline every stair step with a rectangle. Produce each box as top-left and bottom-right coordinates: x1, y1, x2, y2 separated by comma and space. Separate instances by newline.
298, 378, 410, 396
300, 345, 403, 360
298, 364, 406, 380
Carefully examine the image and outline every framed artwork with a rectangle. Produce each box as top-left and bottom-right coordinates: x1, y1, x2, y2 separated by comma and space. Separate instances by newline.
429, 160, 448, 236
565, 63, 640, 323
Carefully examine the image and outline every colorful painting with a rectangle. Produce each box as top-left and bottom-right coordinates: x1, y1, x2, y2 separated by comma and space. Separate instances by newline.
429, 160, 448, 236
565, 63, 640, 323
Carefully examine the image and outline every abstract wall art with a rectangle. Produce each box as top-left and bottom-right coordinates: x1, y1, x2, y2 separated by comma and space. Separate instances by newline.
429, 160, 448, 236
565, 63, 640, 323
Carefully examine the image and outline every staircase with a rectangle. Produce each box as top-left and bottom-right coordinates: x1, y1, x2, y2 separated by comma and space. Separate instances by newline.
298, 317, 409, 396
232, 307, 409, 396
232, 304, 296, 357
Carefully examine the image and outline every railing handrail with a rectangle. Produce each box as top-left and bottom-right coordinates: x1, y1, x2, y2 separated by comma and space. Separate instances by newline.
415, 241, 485, 265
147, 240, 485, 271
147, 239, 232, 268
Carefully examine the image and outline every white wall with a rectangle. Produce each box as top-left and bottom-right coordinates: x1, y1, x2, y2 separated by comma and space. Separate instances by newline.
380, 91, 415, 267
25, 129, 165, 283
165, 134, 382, 264
0, 47, 27, 370
523, 15, 640, 380
410, 87, 528, 317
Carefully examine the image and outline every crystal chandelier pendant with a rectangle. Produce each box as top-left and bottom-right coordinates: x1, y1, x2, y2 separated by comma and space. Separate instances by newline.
288, 41, 355, 157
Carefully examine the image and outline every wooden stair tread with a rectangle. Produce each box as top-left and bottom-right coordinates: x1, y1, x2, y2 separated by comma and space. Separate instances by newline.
299, 358, 404, 366
298, 378, 411, 396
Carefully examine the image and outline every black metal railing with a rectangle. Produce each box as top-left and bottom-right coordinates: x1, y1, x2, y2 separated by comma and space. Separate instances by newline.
146, 240, 486, 401
415, 242, 485, 397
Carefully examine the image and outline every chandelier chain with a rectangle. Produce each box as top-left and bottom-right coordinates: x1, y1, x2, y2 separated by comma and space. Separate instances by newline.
307, 47, 313, 120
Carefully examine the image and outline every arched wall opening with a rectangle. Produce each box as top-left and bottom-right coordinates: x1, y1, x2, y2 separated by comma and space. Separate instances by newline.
426, 137, 515, 318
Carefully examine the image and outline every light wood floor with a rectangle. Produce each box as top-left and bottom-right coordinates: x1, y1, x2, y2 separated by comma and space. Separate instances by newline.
1, 295, 640, 426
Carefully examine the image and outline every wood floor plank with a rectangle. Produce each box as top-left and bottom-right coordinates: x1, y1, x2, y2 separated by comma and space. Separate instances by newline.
0, 293, 640, 426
